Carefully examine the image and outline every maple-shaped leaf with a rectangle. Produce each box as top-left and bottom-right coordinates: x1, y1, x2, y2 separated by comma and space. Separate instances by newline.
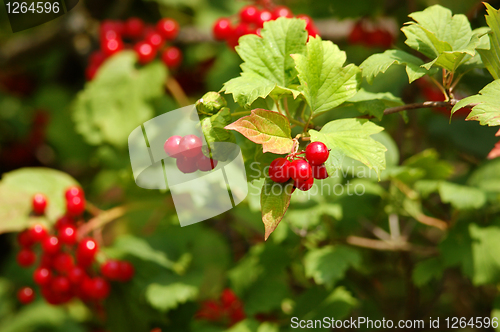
452, 79, 500, 126
488, 129, 500, 159
224, 109, 293, 155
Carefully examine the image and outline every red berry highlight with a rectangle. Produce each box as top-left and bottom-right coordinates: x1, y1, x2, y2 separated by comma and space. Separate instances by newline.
18, 287, 35, 304
156, 18, 179, 40
161, 46, 182, 68
305, 141, 329, 165
288, 159, 312, 182
32, 193, 47, 215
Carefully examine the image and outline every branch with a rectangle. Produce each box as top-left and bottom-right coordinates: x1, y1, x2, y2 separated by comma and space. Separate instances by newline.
77, 206, 128, 239
346, 236, 438, 255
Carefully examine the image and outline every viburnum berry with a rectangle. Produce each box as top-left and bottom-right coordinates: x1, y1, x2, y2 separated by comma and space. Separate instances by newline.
85, 64, 99, 81
312, 164, 328, 180
164, 135, 183, 157
40, 253, 54, 268
255, 10, 273, 27
294, 176, 314, 191
161, 46, 182, 68
220, 288, 238, 308
58, 225, 77, 245
55, 215, 74, 230
268, 158, 290, 183
197, 154, 218, 171
176, 155, 199, 174
53, 252, 74, 273
65, 186, 84, 200
213, 18, 233, 41
66, 195, 85, 217
134, 41, 157, 64
51, 276, 71, 293
305, 142, 329, 165
89, 277, 110, 299
239, 5, 260, 24
17, 230, 34, 247
179, 135, 202, 158
33, 267, 52, 285
68, 266, 86, 285
32, 193, 47, 215
42, 236, 61, 255
348, 21, 364, 44
17, 287, 35, 304
101, 37, 124, 57
30, 224, 48, 242
101, 260, 121, 280
124, 17, 145, 39
273, 6, 293, 19
89, 50, 107, 67
288, 159, 312, 182
119, 261, 135, 282
145, 30, 165, 50
77, 238, 98, 262
156, 18, 179, 40
17, 248, 36, 267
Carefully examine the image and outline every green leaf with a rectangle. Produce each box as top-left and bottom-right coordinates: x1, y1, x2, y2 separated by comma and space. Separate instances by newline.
477, 3, 500, 80
0, 302, 67, 332
201, 107, 236, 161
438, 182, 486, 210
403, 149, 453, 180
468, 158, 500, 194
292, 36, 360, 115
359, 49, 428, 84
452, 79, 500, 126
222, 18, 307, 106
346, 88, 404, 120
225, 109, 293, 154
469, 224, 500, 285
260, 177, 293, 240
0, 168, 79, 234
309, 119, 387, 179
145, 283, 198, 312
304, 246, 361, 287
412, 258, 443, 287
73, 52, 167, 147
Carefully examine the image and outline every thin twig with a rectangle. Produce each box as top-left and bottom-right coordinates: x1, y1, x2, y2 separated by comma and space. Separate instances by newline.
165, 77, 190, 107
346, 236, 438, 255
78, 206, 128, 239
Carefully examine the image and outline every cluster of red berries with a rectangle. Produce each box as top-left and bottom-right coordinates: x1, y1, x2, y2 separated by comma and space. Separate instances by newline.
268, 141, 330, 191
212, 5, 319, 48
86, 17, 182, 80
163, 135, 218, 174
348, 19, 394, 49
16, 187, 134, 305
195, 289, 245, 327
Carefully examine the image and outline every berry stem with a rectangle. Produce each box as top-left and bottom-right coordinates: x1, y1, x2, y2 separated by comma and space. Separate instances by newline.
165, 77, 190, 107
429, 74, 449, 101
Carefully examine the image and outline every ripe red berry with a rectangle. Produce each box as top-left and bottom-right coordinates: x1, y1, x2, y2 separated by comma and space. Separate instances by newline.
305, 142, 329, 165
66, 195, 85, 217
368, 29, 393, 48
58, 225, 77, 245
176, 155, 199, 174
268, 158, 290, 183
29, 224, 48, 242
255, 10, 273, 27
288, 159, 312, 182
68, 266, 86, 284
32, 193, 47, 215
197, 154, 218, 171
89, 50, 107, 67
17, 287, 35, 304
51, 276, 71, 293
119, 261, 135, 282
213, 18, 233, 41
294, 176, 314, 191
55, 215, 74, 230
53, 252, 74, 273
348, 22, 364, 44
65, 186, 84, 200
312, 164, 328, 179
233, 22, 251, 39
164, 135, 183, 157
239, 5, 260, 24
273, 6, 293, 19
77, 238, 98, 261
17, 230, 34, 247
101, 37, 124, 57
85, 64, 99, 81
89, 277, 110, 299
156, 18, 179, 40
100, 20, 120, 36
41, 286, 68, 305
179, 135, 202, 158
17, 248, 36, 267
42, 236, 61, 255
124, 17, 145, 39
134, 41, 157, 64
40, 253, 54, 268
145, 30, 165, 50
221, 288, 238, 308
161, 46, 182, 68
101, 260, 121, 280
33, 267, 52, 285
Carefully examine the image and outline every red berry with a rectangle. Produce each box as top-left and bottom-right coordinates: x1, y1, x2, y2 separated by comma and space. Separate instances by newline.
297, 14, 313, 27
134, 41, 157, 64
17, 287, 35, 304
33, 267, 52, 285
89, 50, 107, 67
164, 135, 183, 157
66, 195, 85, 217
255, 10, 273, 27
239, 5, 260, 24
176, 155, 199, 174
17, 230, 34, 247
101, 260, 121, 280
273, 6, 293, 19
42, 236, 60, 255
305, 142, 329, 165
368, 29, 393, 48
124, 17, 145, 39
233, 22, 251, 39
65, 186, 84, 200
145, 30, 165, 50
221, 288, 238, 307
32, 193, 47, 215
156, 18, 179, 40
77, 238, 98, 260
30, 224, 48, 242
197, 154, 218, 171
51, 276, 71, 293
58, 225, 77, 245
161, 46, 182, 68
68, 266, 86, 284
288, 159, 312, 182
294, 177, 314, 191
348, 22, 364, 44
40, 253, 54, 268
101, 37, 124, 56
213, 18, 232, 41
85, 64, 99, 81
89, 277, 110, 299
179, 135, 202, 158
268, 158, 290, 183
53, 252, 74, 273
17, 248, 36, 267
312, 164, 328, 179
119, 261, 135, 282
55, 215, 74, 230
